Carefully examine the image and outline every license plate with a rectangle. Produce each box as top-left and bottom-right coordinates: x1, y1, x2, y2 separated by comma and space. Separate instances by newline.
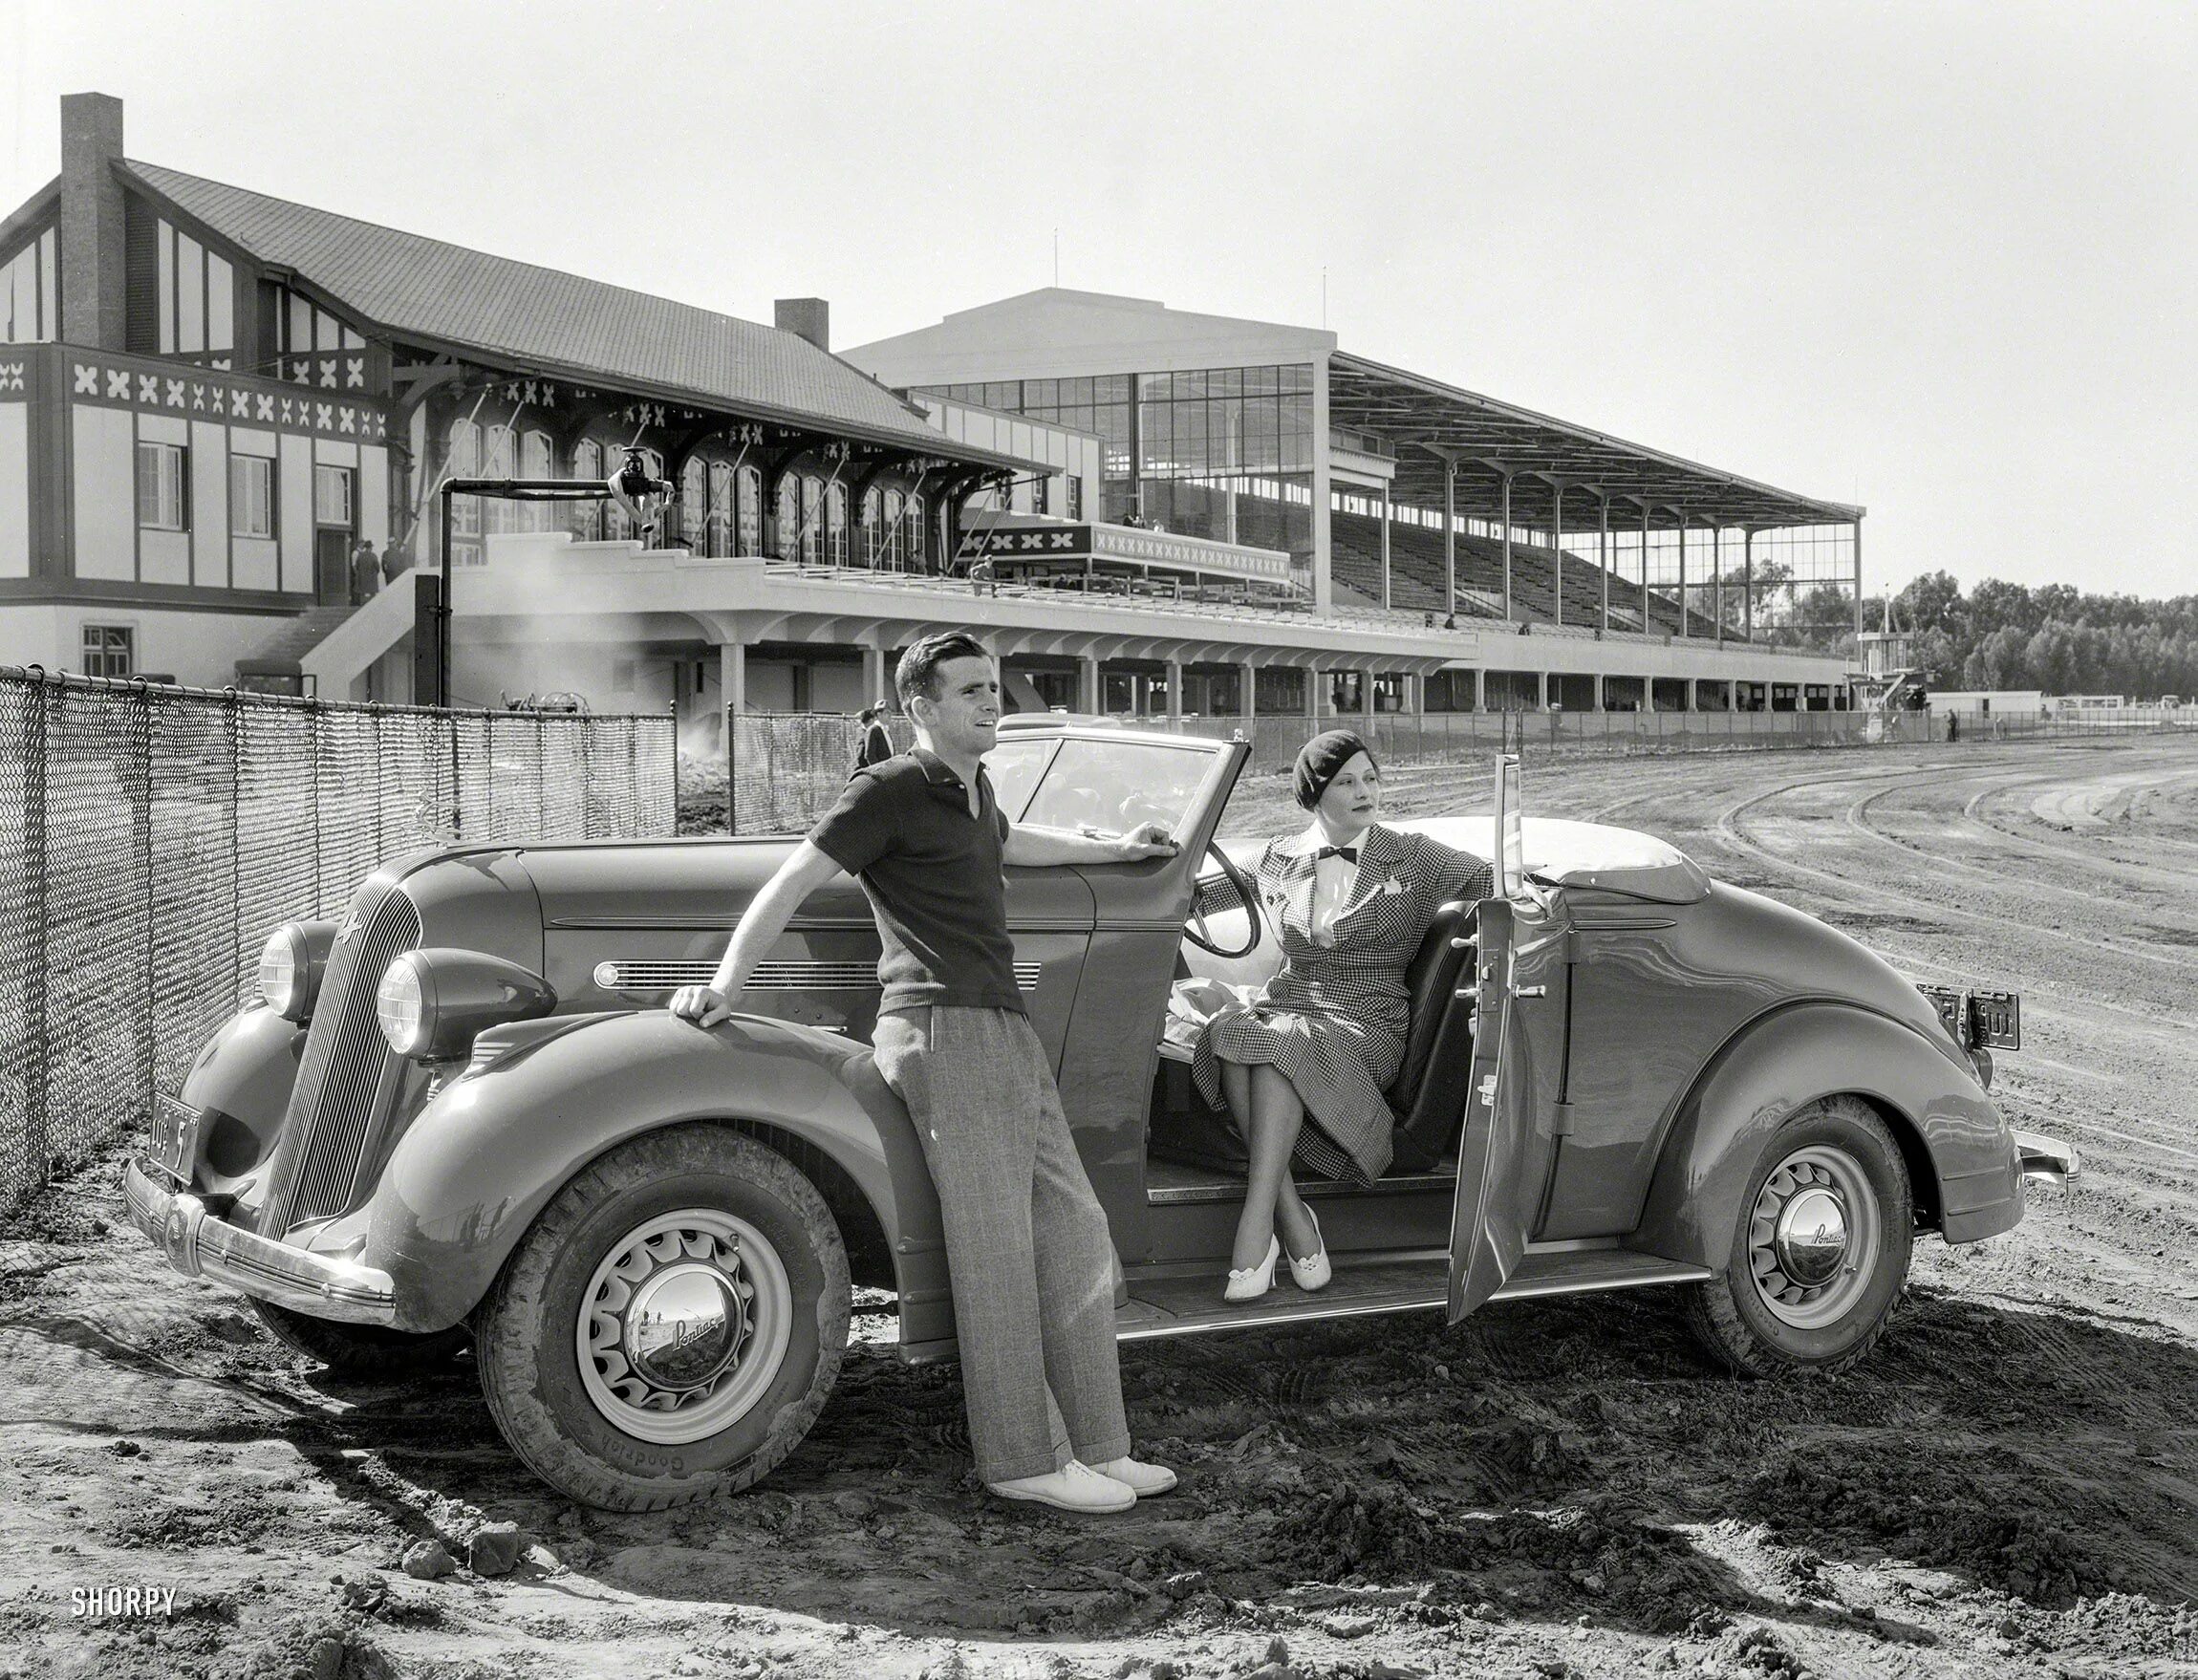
1916, 984, 2020, 1052
148, 1094, 200, 1186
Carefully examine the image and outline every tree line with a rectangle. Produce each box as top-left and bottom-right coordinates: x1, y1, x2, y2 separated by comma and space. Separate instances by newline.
1882, 571, 2196, 700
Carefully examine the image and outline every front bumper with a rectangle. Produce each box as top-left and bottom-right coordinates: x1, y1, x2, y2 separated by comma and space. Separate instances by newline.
2014, 1130, 2079, 1187
121, 1158, 398, 1325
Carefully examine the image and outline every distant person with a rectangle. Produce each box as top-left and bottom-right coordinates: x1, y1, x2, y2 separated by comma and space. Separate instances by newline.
850, 704, 894, 776
379, 542, 410, 584
349, 539, 380, 606
1946, 711, 1960, 743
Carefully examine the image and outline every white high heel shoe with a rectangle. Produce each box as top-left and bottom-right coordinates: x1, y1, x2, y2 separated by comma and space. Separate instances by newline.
1223, 1236, 1281, 1303
1287, 1209, 1331, 1292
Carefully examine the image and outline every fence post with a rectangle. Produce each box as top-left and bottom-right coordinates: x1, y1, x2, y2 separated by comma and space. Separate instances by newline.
724, 702, 737, 836
536, 712, 549, 839
130, 682, 155, 1131
668, 702, 681, 837
23, 676, 50, 1182
306, 699, 323, 913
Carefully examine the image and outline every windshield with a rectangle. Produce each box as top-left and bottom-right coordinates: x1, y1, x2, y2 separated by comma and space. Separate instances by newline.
993, 735, 1219, 837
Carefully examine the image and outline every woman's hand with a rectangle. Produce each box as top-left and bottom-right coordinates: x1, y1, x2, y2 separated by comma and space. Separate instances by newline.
668, 984, 736, 1026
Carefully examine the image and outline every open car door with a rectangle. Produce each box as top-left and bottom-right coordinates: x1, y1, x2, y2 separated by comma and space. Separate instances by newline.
1447, 758, 1568, 1322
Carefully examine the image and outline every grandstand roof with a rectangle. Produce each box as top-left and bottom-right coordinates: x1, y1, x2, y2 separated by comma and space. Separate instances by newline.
1327, 352, 1863, 530
118, 161, 1021, 464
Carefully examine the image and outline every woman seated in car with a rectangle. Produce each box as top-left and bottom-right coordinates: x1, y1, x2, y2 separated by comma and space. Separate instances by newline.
1192, 730, 1492, 1302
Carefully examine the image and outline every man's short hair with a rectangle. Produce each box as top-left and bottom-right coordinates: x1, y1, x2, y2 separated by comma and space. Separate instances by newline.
895, 632, 991, 707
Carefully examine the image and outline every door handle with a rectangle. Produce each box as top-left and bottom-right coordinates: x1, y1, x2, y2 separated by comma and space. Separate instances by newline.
1512, 983, 1547, 999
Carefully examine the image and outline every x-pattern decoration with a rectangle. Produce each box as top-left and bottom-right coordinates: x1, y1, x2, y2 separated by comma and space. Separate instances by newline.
57, 357, 395, 442
0, 363, 24, 394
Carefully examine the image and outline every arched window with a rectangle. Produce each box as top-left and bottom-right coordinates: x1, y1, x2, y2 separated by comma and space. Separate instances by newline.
904, 491, 926, 571
801, 474, 825, 565
483, 424, 517, 534
681, 458, 708, 551
737, 464, 762, 556
825, 482, 849, 567
882, 488, 905, 570
860, 485, 881, 566
707, 462, 734, 558
522, 430, 553, 531
571, 439, 602, 541
446, 418, 481, 539
774, 472, 801, 560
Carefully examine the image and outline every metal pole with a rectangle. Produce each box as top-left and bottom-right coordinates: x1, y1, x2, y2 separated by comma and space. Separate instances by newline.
1743, 528, 1755, 642
1500, 473, 1513, 624
24, 677, 50, 1178
1599, 495, 1610, 635
1380, 476, 1391, 612
1675, 515, 1688, 640
1713, 526, 1724, 647
1443, 463, 1456, 624
1852, 518, 1864, 645
438, 484, 454, 709
1550, 481, 1563, 629
1640, 503, 1651, 635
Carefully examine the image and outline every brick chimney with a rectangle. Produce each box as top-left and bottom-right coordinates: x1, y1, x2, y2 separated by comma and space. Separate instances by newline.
59, 93, 128, 350
774, 297, 830, 353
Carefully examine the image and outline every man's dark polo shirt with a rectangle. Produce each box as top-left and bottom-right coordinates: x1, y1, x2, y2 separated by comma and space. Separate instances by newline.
808, 746, 1024, 1016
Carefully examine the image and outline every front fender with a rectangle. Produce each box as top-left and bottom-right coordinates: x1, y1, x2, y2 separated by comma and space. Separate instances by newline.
1629, 1002, 2020, 1269
359, 1012, 943, 1333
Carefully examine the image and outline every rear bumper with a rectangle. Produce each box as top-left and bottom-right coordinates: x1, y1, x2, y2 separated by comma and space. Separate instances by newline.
2014, 1130, 2078, 1187
120, 1158, 397, 1325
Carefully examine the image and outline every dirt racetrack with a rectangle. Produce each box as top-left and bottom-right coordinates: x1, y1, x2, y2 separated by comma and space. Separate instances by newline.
4, 738, 2196, 1680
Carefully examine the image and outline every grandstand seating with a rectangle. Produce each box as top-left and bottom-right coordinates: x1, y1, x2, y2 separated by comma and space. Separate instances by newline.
1328, 511, 1718, 636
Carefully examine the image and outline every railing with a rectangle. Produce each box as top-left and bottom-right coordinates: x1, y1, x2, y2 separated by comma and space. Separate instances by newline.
0, 668, 677, 1213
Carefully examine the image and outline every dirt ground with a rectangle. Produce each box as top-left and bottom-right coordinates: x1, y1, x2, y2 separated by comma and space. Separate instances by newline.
5, 737, 2197, 1680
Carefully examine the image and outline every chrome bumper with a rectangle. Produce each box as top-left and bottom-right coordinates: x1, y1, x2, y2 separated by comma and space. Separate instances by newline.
2014, 1130, 2078, 1188
120, 1158, 397, 1325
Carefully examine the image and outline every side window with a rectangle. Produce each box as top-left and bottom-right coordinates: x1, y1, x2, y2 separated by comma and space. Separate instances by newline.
81, 624, 135, 678
136, 442, 188, 530
1019, 739, 1215, 837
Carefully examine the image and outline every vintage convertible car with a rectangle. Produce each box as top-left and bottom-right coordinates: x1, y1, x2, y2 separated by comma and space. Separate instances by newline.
123, 723, 2074, 1510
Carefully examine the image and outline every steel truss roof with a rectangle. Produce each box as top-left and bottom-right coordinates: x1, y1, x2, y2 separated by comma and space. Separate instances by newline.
1326, 352, 1863, 531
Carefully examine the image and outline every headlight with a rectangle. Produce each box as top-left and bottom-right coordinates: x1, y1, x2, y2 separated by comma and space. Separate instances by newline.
375, 948, 556, 1060
258, 921, 335, 1022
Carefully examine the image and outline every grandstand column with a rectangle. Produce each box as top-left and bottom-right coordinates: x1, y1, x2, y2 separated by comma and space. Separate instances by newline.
1472, 669, 1485, 711
719, 640, 746, 717
1549, 480, 1563, 630
1404, 673, 1421, 715
1311, 355, 1333, 614
1592, 674, 1605, 712
1675, 515, 1689, 639
1078, 655, 1100, 714
1743, 528, 1756, 641
1305, 665, 1322, 721
1239, 661, 1258, 723
1165, 659, 1183, 721
1598, 494, 1611, 634
1500, 472, 1514, 623
1444, 461, 1458, 628
1852, 518, 1864, 641
1713, 526, 1725, 646
1360, 670, 1375, 726
862, 646, 887, 707
1639, 501, 1652, 634
1380, 478, 1392, 611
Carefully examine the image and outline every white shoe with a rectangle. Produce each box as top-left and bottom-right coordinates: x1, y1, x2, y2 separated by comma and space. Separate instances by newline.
1090, 1455, 1177, 1498
1224, 1235, 1281, 1303
1287, 1208, 1331, 1292
988, 1459, 1135, 1514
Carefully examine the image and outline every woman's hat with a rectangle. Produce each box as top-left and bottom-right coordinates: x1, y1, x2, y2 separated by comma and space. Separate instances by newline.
1293, 729, 1376, 809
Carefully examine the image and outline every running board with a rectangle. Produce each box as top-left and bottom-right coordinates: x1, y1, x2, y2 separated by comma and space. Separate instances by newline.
1114, 1247, 1711, 1341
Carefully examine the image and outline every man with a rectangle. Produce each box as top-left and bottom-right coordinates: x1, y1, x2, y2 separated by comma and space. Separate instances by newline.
849, 704, 894, 776
670, 632, 1177, 1515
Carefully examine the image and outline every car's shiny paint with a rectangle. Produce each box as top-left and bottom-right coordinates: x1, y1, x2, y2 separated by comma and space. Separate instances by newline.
137, 722, 2036, 1361
178, 1006, 305, 1195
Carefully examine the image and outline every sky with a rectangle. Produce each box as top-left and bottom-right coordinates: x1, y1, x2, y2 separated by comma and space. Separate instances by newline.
5, 0, 2195, 602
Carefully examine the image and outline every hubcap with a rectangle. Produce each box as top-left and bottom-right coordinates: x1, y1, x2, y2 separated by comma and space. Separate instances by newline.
1748, 1145, 1882, 1330
576, 1210, 793, 1446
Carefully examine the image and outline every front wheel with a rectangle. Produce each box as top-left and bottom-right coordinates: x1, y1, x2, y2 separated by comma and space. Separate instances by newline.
1683, 1096, 1913, 1376
475, 1125, 850, 1510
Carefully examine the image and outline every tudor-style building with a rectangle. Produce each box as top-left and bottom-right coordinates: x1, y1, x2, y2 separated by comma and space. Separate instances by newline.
0, 93, 1046, 699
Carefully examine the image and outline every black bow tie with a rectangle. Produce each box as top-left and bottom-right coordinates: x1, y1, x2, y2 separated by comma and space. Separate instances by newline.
1315, 845, 1359, 863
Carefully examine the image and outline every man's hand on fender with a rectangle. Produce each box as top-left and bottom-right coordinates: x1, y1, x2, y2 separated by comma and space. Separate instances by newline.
1113, 822, 1179, 862
668, 984, 736, 1026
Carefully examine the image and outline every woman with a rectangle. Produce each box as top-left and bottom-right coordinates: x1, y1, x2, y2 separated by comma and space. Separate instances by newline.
1192, 730, 1492, 1301
849, 705, 894, 775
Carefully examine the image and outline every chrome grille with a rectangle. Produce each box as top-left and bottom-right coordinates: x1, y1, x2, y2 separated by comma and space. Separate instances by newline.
593, 958, 1044, 993
260, 883, 421, 1231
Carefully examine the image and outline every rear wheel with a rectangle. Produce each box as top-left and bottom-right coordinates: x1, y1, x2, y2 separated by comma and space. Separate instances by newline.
250, 1299, 469, 1377
1684, 1096, 1913, 1376
474, 1125, 850, 1511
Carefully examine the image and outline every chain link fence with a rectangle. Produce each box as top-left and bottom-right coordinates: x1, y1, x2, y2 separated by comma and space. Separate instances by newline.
0, 667, 676, 1212
720, 702, 2195, 834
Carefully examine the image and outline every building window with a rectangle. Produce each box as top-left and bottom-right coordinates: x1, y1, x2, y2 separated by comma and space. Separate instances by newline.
154, 220, 234, 358
136, 441, 189, 530
801, 475, 825, 564
681, 458, 708, 550
571, 439, 602, 541
0, 226, 58, 344
860, 486, 881, 565
522, 430, 553, 530
447, 418, 481, 538
230, 454, 275, 537
825, 482, 849, 567
881, 488, 905, 568
313, 464, 355, 528
1067, 477, 1083, 520
738, 465, 762, 556
707, 462, 734, 557
81, 625, 135, 678
904, 491, 926, 571
774, 473, 801, 560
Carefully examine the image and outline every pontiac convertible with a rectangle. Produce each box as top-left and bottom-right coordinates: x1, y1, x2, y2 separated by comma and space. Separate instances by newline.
123, 723, 2073, 1510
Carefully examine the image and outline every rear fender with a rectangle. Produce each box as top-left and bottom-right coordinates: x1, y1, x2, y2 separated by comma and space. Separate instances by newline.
358, 1011, 943, 1333
1630, 1002, 2018, 1269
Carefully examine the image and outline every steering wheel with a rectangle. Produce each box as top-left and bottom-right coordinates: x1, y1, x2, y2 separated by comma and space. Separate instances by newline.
1185, 839, 1265, 959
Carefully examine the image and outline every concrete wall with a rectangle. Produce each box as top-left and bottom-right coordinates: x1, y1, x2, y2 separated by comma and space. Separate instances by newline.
0, 601, 294, 684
